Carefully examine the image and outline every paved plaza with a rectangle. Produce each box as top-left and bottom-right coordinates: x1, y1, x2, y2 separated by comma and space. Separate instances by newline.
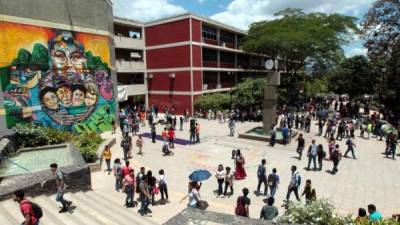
90, 116, 400, 224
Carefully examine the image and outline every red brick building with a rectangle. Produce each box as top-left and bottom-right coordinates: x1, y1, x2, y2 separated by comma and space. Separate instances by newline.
115, 13, 270, 114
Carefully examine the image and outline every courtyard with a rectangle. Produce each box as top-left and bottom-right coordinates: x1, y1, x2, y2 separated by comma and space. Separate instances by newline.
90, 116, 399, 224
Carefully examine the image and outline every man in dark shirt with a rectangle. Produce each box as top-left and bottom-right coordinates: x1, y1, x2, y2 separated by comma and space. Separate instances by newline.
260, 197, 278, 220
256, 159, 267, 196
296, 134, 305, 160
302, 179, 316, 204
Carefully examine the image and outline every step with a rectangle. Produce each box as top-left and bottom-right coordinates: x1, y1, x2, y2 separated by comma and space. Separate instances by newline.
69, 191, 128, 225
33, 195, 82, 225
88, 190, 158, 225
0, 203, 18, 225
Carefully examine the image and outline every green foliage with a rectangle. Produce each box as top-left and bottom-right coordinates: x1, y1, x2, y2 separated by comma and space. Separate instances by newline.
243, 8, 358, 76
234, 78, 267, 108
304, 76, 328, 98
356, 218, 400, 225
29, 43, 49, 70
194, 93, 231, 111
277, 199, 353, 225
328, 55, 378, 99
14, 123, 102, 163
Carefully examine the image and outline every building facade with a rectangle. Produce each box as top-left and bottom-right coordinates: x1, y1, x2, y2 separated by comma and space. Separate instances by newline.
0, 0, 117, 134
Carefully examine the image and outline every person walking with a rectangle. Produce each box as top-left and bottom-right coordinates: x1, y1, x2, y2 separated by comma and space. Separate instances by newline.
158, 169, 169, 202
168, 127, 175, 149
113, 158, 123, 192
151, 123, 156, 143
13, 190, 41, 225
179, 116, 183, 131
256, 159, 268, 196
307, 140, 318, 170
296, 134, 305, 160
270, 126, 276, 147
138, 175, 151, 216
103, 145, 112, 174
234, 150, 247, 180
301, 179, 316, 204
123, 169, 136, 208
286, 165, 301, 202
235, 188, 250, 217
121, 136, 130, 161
223, 166, 234, 196
267, 168, 280, 197
228, 119, 235, 137
215, 164, 225, 197
260, 197, 278, 221
317, 144, 326, 171
344, 137, 356, 159
136, 135, 144, 155
50, 163, 72, 213
331, 144, 342, 175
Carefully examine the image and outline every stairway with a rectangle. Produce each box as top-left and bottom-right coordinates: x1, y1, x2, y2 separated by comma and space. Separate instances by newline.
0, 190, 160, 225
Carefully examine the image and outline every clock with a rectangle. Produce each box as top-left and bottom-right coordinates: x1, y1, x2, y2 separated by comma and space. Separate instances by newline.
265, 59, 274, 70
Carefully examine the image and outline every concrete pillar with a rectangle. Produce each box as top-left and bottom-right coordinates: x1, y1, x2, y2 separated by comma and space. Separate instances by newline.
217, 71, 221, 89
263, 72, 280, 133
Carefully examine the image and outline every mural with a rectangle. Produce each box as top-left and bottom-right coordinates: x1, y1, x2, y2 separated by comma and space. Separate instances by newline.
0, 22, 115, 133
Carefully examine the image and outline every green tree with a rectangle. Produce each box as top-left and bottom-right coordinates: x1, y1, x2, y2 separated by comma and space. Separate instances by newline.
328, 55, 378, 99
29, 43, 49, 70
233, 78, 267, 108
194, 93, 231, 111
362, 0, 400, 115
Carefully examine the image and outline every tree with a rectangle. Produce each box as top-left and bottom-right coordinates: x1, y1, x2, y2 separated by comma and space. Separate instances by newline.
194, 93, 231, 111
233, 78, 267, 108
243, 8, 358, 76
328, 55, 378, 99
362, 0, 400, 118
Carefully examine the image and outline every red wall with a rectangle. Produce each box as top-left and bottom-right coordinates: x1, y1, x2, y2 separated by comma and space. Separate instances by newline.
193, 70, 203, 92
145, 19, 190, 46
149, 94, 192, 114
192, 45, 202, 67
146, 45, 190, 69
203, 61, 218, 67
191, 19, 201, 42
147, 71, 191, 92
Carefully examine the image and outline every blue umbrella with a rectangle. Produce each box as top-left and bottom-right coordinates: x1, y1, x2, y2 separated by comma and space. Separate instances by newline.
189, 170, 212, 182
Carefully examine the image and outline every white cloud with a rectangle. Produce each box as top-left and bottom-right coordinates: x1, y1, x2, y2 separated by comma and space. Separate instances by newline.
346, 47, 368, 57
113, 0, 186, 22
211, 0, 374, 30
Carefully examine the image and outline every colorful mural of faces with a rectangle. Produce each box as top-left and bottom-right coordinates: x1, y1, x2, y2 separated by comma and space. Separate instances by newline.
1, 25, 114, 130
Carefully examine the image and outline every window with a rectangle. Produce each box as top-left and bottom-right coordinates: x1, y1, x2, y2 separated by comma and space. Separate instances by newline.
117, 73, 144, 85
220, 31, 235, 44
220, 52, 235, 63
203, 49, 218, 62
202, 25, 217, 40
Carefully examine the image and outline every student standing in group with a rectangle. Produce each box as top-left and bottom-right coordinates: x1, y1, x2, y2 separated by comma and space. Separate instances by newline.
179, 116, 183, 131
136, 135, 144, 155
151, 123, 157, 143
168, 127, 175, 149
296, 134, 305, 160
195, 123, 201, 143
317, 144, 326, 171
138, 175, 151, 216
147, 170, 157, 206
286, 165, 301, 202
368, 204, 382, 222
13, 190, 41, 225
235, 188, 251, 217
103, 145, 112, 174
215, 164, 225, 197
331, 144, 342, 175
260, 197, 278, 221
267, 168, 280, 197
158, 169, 169, 202
162, 128, 168, 145
307, 140, 318, 170
223, 166, 234, 196
50, 163, 72, 213
120, 136, 130, 161
302, 179, 316, 204
123, 169, 136, 208
256, 159, 268, 196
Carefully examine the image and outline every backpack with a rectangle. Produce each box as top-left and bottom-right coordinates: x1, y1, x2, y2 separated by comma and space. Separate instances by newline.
234, 197, 246, 216
267, 174, 277, 187
23, 201, 43, 219
257, 165, 265, 178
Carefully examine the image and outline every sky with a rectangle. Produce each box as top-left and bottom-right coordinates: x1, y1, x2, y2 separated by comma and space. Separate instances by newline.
112, 0, 375, 58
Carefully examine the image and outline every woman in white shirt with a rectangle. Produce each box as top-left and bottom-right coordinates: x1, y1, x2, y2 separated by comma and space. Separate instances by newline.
179, 182, 201, 208
158, 169, 168, 201
215, 164, 225, 196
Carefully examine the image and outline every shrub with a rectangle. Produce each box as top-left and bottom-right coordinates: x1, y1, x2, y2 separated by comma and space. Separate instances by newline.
70, 132, 102, 163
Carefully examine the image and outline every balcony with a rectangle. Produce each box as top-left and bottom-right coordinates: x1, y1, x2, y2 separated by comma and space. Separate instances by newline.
114, 36, 145, 49
116, 60, 145, 72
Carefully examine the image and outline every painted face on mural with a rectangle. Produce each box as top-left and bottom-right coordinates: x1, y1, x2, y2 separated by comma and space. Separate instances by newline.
85, 91, 97, 107
40, 88, 59, 110
56, 86, 72, 107
72, 85, 85, 106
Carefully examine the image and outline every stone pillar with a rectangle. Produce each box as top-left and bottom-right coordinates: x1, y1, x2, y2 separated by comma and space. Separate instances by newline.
263, 72, 280, 133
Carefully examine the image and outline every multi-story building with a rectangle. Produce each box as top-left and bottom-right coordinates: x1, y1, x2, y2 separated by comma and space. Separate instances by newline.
113, 13, 271, 115
113, 17, 148, 107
